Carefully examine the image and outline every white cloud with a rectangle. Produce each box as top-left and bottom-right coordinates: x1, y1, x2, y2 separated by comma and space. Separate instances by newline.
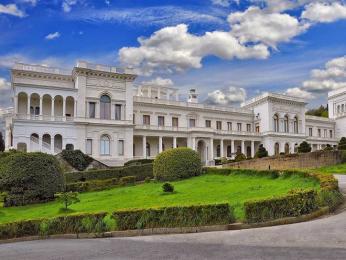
228, 6, 309, 48
0, 77, 13, 109
302, 2, 346, 23
0, 3, 25, 17
285, 56, 346, 98
119, 24, 269, 75
142, 77, 174, 86
211, 0, 231, 7
105, 0, 110, 6
69, 6, 224, 27
62, 0, 77, 13
205, 86, 246, 105
21, 0, 38, 6
45, 32, 60, 40
285, 87, 314, 99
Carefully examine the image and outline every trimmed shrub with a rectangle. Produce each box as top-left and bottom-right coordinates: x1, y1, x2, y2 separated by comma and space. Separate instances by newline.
338, 137, 346, 150
0, 212, 108, 240
323, 144, 333, 151
60, 150, 93, 171
235, 153, 246, 162
162, 183, 174, 193
153, 148, 202, 181
204, 167, 279, 179
317, 190, 344, 211
119, 176, 136, 186
65, 178, 119, 192
0, 152, 64, 207
112, 204, 234, 230
244, 189, 317, 223
255, 145, 268, 158
297, 141, 312, 153
124, 159, 154, 167
65, 163, 153, 183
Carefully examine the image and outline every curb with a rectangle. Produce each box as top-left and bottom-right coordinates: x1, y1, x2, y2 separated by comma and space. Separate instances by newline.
0, 207, 331, 244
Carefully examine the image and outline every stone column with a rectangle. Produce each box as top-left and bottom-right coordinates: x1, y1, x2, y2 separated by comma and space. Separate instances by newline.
220, 139, 224, 157
51, 98, 55, 119
142, 135, 147, 158
192, 137, 196, 151
38, 135, 42, 152
62, 97, 66, 120
39, 96, 43, 116
159, 136, 163, 153
173, 137, 177, 148
74, 100, 77, 118
14, 95, 18, 114
51, 137, 55, 154
251, 141, 255, 158
209, 138, 214, 161
27, 95, 31, 117
241, 140, 245, 154
231, 140, 235, 156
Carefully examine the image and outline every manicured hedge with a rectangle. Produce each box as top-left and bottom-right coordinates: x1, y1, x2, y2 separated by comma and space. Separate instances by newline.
61, 150, 94, 171
124, 159, 154, 167
0, 152, 64, 207
66, 178, 119, 192
153, 148, 202, 181
112, 204, 234, 230
0, 212, 107, 240
64, 164, 153, 183
244, 189, 318, 223
204, 167, 280, 179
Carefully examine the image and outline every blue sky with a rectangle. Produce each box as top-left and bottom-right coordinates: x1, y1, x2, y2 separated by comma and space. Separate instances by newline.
0, 0, 346, 108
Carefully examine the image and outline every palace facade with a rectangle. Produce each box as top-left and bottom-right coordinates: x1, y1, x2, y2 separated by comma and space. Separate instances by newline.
0, 61, 345, 166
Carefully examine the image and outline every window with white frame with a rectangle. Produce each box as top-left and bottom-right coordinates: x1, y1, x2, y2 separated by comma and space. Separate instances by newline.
89, 102, 96, 118
246, 124, 251, 132
158, 116, 165, 126
118, 140, 124, 156
100, 95, 111, 120
237, 123, 242, 132
172, 117, 178, 127
309, 128, 313, 136
330, 130, 333, 138
205, 120, 211, 128
100, 135, 110, 155
216, 121, 222, 130
86, 139, 92, 155
143, 115, 150, 125
189, 118, 196, 127
227, 122, 232, 131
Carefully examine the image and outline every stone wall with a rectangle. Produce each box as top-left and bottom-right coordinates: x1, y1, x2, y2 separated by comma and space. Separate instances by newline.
224, 151, 344, 171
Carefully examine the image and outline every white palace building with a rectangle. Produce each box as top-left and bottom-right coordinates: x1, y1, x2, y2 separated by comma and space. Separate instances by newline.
0, 61, 345, 166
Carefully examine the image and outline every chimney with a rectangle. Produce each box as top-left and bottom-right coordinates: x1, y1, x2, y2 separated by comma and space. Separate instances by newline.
188, 89, 198, 103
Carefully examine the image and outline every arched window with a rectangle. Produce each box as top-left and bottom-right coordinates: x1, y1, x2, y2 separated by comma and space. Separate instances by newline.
100, 135, 110, 155
285, 143, 290, 154
100, 95, 111, 120
294, 116, 298, 134
275, 143, 280, 156
273, 114, 279, 132
216, 145, 221, 157
284, 115, 289, 133
227, 145, 232, 157
342, 104, 345, 113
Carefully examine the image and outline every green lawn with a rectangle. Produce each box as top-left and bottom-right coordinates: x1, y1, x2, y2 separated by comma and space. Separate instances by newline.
311, 163, 346, 175
0, 174, 319, 224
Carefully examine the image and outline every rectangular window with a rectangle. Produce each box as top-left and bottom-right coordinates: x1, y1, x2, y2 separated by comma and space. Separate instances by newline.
115, 104, 122, 120
246, 124, 251, 132
309, 128, 313, 137
237, 123, 242, 132
89, 102, 96, 118
330, 130, 333, 138
324, 129, 327, 138
205, 120, 211, 128
189, 118, 196, 127
133, 114, 136, 124
318, 129, 321, 137
255, 124, 260, 133
227, 122, 232, 131
172, 117, 178, 127
118, 140, 124, 156
158, 116, 165, 126
216, 121, 222, 130
143, 115, 150, 125
86, 139, 92, 155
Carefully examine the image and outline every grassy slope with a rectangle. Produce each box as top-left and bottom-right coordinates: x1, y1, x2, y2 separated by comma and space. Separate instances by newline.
312, 163, 346, 175
0, 174, 319, 224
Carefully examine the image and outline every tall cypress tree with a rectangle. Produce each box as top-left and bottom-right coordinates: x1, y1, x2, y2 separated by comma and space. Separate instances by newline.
0, 132, 5, 152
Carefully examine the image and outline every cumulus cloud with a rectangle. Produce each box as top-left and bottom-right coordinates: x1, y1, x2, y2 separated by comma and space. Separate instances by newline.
0, 78, 12, 109
0, 3, 25, 17
302, 2, 346, 23
285, 87, 315, 99
119, 24, 269, 75
45, 32, 60, 40
285, 56, 346, 98
211, 0, 231, 7
205, 86, 246, 106
142, 77, 174, 86
228, 6, 309, 48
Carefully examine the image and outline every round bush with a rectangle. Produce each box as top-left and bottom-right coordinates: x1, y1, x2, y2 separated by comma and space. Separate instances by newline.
153, 148, 202, 181
235, 153, 246, 162
0, 152, 64, 207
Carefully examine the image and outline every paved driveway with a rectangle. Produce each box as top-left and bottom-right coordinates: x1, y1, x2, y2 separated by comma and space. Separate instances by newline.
0, 175, 345, 260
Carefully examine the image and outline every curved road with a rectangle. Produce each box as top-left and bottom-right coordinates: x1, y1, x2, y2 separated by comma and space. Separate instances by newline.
1, 175, 346, 260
